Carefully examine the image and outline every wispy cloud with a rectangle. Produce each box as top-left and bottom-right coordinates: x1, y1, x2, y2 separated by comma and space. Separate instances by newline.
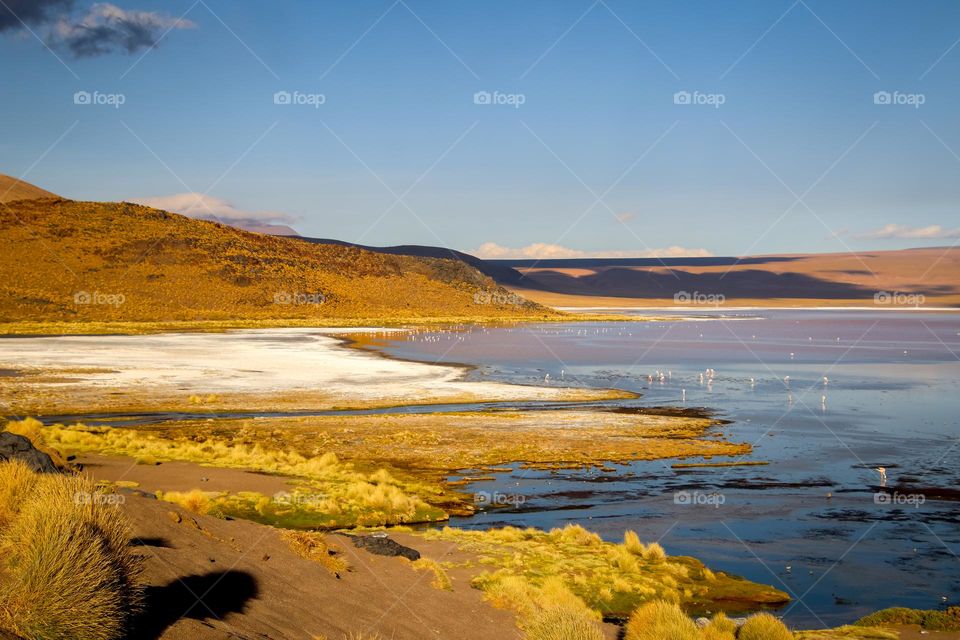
132, 192, 297, 227
52, 3, 196, 57
856, 223, 960, 240
473, 242, 713, 260
0, 0, 72, 31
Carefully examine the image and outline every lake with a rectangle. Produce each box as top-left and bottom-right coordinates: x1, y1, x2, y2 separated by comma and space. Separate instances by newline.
370, 309, 960, 627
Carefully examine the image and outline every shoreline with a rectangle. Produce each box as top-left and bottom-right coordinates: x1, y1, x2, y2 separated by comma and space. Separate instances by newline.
0, 327, 638, 416
0, 312, 652, 337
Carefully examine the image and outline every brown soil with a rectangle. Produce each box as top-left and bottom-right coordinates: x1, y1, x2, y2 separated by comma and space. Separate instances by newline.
120, 492, 524, 639
87, 453, 620, 639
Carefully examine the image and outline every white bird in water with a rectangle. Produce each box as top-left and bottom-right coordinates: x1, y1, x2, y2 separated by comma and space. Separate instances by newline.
875, 467, 887, 487
823, 376, 829, 386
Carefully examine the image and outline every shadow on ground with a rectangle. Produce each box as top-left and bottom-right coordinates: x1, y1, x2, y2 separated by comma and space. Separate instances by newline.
130, 570, 259, 639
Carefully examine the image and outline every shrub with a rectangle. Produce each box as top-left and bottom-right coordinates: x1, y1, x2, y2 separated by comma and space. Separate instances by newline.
0, 460, 38, 530
738, 613, 792, 640
548, 525, 602, 547
625, 601, 700, 640
410, 558, 452, 591
157, 489, 211, 514
704, 611, 737, 637
536, 576, 600, 622
856, 607, 960, 632
624, 530, 645, 554
524, 606, 605, 640
702, 627, 735, 640
642, 542, 667, 563
0, 467, 143, 640
484, 575, 539, 617
282, 530, 347, 575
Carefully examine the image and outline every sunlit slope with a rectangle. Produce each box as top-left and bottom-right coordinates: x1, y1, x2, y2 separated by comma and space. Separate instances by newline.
0, 198, 554, 322
0, 174, 60, 203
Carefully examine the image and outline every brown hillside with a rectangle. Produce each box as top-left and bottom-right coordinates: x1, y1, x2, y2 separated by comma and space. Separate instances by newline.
0, 174, 59, 203
0, 198, 554, 322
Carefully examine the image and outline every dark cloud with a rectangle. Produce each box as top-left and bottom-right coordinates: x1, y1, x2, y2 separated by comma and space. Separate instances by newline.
52, 3, 196, 57
0, 0, 73, 31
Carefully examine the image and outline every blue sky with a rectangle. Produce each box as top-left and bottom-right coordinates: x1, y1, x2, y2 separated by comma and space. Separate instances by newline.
2, 0, 959, 258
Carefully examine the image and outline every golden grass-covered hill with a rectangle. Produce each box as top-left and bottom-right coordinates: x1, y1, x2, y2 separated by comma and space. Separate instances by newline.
0, 198, 555, 323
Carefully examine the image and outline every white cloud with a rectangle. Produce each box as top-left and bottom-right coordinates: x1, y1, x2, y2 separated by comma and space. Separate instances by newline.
473, 242, 713, 260
857, 224, 960, 240
131, 193, 296, 224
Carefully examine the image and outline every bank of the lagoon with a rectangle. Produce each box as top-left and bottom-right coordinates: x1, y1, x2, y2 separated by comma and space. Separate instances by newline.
371, 310, 960, 627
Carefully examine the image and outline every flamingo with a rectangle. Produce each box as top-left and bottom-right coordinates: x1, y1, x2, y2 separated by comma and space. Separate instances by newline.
875, 467, 887, 486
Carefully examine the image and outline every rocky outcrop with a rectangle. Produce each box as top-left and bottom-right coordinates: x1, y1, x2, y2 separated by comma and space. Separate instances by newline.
347, 534, 421, 561
0, 431, 59, 473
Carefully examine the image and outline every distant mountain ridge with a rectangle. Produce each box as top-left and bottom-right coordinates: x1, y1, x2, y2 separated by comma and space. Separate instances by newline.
302, 238, 528, 285
0, 174, 59, 203
2, 174, 956, 310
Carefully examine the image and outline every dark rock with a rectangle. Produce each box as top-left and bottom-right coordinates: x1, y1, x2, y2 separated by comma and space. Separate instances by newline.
348, 534, 420, 561
0, 431, 59, 473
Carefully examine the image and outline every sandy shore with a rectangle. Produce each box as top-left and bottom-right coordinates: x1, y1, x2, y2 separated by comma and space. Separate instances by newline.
0, 328, 632, 414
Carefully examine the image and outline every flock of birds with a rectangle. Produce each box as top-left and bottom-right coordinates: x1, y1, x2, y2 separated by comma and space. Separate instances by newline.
355, 323, 957, 608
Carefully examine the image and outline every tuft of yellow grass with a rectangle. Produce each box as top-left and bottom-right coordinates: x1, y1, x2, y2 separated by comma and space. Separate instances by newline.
0, 463, 143, 640
738, 613, 793, 640
642, 541, 666, 563
2, 417, 44, 445
701, 612, 736, 640
157, 489, 212, 515
523, 605, 606, 640
410, 558, 452, 591
624, 530, 645, 554
624, 600, 700, 640
282, 530, 347, 575
0, 460, 38, 530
